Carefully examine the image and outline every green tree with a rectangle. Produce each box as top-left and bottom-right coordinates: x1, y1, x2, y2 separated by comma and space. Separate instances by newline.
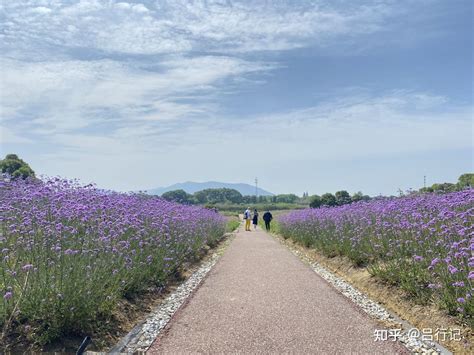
194, 190, 208, 204
457, 173, 474, 189
275, 194, 298, 203
335, 190, 351, 206
431, 183, 457, 193
351, 191, 371, 202
192, 188, 243, 204
321, 193, 336, 207
222, 188, 243, 204
161, 189, 193, 204
0, 154, 35, 179
309, 195, 322, 208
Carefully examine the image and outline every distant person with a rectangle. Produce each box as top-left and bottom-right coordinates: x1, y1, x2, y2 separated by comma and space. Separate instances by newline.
263, 210, 273, 232
252, 209, 259, 230
244, 207, 251, 231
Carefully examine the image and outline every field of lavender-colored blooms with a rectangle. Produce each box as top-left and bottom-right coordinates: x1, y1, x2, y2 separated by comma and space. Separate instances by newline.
278, 190, 473, 323
0, 178, 226, 344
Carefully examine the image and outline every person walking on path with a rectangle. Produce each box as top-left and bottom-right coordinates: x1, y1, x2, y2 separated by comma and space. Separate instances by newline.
150, 224, 408, 354
263, 210, 273, 232
244, 207, 251, 231
252, 209, 259, 230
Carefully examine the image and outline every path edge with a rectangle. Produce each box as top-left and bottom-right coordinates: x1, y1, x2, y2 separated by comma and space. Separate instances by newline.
270, 232, 453, 355
108, 229, 238, 354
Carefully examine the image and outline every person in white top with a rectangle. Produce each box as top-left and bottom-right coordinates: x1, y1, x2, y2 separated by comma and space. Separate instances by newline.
244, 207, 251, 231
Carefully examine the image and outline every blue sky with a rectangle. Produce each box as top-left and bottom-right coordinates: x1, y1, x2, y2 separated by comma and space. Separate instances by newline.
0, 0, 472, 196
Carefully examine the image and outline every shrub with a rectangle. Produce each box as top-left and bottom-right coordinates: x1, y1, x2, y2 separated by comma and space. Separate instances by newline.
278, 190, 474, 320
0, 178, 226, 344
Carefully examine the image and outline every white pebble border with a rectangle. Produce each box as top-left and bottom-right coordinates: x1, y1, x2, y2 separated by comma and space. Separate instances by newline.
109, 234, 235, 354
109, 228, 452, 355
280, 238, 452, 355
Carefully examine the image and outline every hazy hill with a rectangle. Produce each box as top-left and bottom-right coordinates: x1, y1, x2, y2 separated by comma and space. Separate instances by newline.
147, 181, 274, 196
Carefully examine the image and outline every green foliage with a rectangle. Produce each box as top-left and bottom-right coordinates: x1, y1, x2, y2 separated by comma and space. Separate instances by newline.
458, 173, 474, 189
226, 218, 241, 232
216, 202, 305, 213
161, 189, 194, 204
242, 195, 257, 204
309, 195, 322, 208
335, 190, 351, 206
194, 190, 208, 204
274, 193, 298, 203
419, 173, 473, 194
193, 188, 243, 204
0, 153, 35, 179
431, 183, 457, 193
351, 191, 371, 203
320, 193, 336, 207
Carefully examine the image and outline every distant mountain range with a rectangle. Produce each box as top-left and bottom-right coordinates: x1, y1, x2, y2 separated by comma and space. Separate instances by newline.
146, 181, 274, 196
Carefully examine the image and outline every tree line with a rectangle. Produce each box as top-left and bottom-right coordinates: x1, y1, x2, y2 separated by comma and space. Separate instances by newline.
308, 190, 371, 208
160, 187, 373, 208
3, 154, 471, 208
161, 188, 302, 205
418, 173, 473, 193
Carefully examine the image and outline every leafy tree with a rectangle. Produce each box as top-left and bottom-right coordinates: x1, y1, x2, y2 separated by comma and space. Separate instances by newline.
351, 191, 363, 202
192, 188, 243, 204
222, 188, 243, 204
161, 189, 193, 204
0, 154, 35, 179
275, 194, 298, 203
335, 190, 351, 206
351, 191, 371, 202
431, 183, 457, 193
309, 195, 322, 208
194, 190, 208, 204
321, 193, 336, 207
458, 173, 474, 189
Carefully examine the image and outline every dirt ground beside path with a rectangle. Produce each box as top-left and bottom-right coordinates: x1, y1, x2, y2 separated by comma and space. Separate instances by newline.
148, 225, 408, 354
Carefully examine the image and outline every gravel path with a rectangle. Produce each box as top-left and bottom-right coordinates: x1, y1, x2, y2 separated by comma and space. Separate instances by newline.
148, 225, 408, 354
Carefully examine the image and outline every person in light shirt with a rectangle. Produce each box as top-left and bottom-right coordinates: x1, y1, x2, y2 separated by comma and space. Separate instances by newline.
243, 207, 251, 231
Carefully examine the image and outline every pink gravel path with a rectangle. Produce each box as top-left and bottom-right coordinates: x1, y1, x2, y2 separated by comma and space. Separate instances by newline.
148, 225, 407, 354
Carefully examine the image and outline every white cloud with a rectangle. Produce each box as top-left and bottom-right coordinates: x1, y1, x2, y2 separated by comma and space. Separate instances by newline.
1, 1, 468, 193
0, 55, 273, 137
1, 1, 424, 56
31, 6, 52, 14
29, 92, 472, 193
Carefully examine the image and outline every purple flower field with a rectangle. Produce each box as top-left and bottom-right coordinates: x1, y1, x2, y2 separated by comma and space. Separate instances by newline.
0, 177, 225, 342
278, 190, 473, 321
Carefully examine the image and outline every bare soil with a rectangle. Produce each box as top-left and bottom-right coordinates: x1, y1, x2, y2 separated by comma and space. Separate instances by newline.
274, 234, 473, 354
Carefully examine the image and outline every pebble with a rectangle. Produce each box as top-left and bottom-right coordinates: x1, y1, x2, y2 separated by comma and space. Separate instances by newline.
111, 231, 449, 355
285, 244, 449, 355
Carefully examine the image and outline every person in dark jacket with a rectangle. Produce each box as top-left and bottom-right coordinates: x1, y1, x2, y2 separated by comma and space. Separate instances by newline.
262, 210, 273, 232
252, 209, 259, 230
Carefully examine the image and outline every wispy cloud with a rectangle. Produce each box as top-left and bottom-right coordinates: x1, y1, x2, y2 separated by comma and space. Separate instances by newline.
1, 0, 445, 142
1, 0, 469, 193
1, 0, 413, 57
27, 89, 471, 192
